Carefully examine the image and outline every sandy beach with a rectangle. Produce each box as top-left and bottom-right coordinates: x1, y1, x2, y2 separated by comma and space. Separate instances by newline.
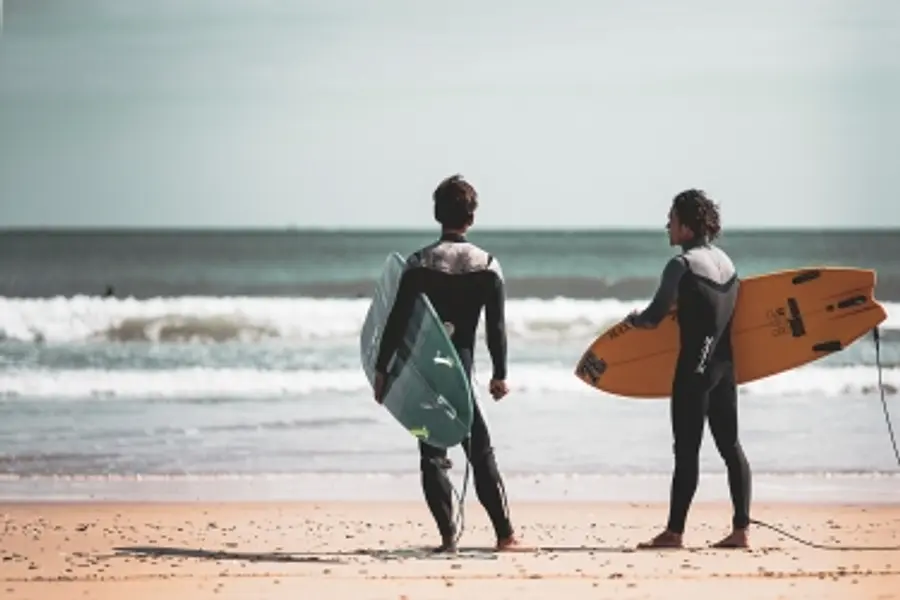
2, 500, 898, 599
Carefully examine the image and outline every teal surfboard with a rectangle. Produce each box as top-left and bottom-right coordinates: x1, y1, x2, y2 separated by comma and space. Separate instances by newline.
360, 252, 474, 449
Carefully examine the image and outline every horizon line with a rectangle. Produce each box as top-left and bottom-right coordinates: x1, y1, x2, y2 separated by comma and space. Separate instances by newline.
2, 224, 900, 233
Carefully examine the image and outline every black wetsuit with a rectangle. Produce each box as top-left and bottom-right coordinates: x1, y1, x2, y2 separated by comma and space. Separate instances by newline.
375, 232, 514, 542
629, 238, 752, 533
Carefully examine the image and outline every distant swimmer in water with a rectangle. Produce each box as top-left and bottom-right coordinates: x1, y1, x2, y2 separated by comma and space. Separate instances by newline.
626, 189, 752, 550
103, 285, 115, 298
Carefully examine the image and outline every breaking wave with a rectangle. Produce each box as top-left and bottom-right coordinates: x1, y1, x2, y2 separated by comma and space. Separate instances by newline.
0, 364, 895, 401
2, 296, 899, 345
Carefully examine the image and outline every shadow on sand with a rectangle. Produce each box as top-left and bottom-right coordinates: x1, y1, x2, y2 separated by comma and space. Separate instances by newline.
113, 544, 636, 564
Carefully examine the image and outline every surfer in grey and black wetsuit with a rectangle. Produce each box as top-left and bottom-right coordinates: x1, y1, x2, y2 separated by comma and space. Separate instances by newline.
625, 189, 753, 550
373, 174, 524, 553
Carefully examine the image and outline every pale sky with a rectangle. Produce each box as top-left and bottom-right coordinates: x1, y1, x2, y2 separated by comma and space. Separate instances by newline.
0, 0, 898, 229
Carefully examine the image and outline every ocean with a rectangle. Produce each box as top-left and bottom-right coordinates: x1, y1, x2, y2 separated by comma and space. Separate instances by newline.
1, 229, 899, 502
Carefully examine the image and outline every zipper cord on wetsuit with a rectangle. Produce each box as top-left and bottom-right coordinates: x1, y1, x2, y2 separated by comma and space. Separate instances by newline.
748, 326, 900, 551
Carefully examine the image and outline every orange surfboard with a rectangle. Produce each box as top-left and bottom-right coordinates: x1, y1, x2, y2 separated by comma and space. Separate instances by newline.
574, 267, 888, 399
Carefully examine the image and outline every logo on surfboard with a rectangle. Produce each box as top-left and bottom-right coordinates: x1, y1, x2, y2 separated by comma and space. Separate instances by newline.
576, 352, 607, 385
409, 426, 430, 439
419, 395, 459, 420
433, 351, 454, 368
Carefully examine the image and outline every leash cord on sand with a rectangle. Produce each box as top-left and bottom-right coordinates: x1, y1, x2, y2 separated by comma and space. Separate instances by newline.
750, 326, 900, 551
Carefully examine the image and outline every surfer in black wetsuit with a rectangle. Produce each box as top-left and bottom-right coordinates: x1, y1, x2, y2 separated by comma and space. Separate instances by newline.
373, 174, 524, 553
626, 189, 752, 549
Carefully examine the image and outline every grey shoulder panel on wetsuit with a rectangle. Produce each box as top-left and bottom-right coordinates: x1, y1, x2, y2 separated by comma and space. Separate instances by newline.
407, 241, 503, 278
680, 244, 737, 286
629, 244, 737, 329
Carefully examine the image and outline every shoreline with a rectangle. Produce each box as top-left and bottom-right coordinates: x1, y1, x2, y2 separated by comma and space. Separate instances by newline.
2, 472, 899, 504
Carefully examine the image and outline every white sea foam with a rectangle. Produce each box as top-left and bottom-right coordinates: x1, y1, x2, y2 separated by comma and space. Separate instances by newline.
0, 364, 895, 401
1, 296, 898, 344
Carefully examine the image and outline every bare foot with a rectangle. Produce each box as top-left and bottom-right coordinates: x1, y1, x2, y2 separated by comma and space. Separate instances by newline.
637, 529, 683, 550
496, 535, 532, 552
710, 528, 749, 549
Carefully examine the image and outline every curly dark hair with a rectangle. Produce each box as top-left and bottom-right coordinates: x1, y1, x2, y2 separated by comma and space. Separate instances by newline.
671, 188, 722, 241
433, 174, 478, 229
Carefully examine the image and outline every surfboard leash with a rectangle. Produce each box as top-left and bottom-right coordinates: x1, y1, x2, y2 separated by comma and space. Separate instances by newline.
450, 437, 472, 547
448, 369, 517, 548
873, 326, 900, 466
449, 331, 900, 551
447, 368, 478, 548
748, 326, 900, 551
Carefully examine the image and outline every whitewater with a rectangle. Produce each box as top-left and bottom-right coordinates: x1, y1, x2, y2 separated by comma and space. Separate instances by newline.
2, 294, 899, 344
1, 296, 898, 400
1, 294, 898, 502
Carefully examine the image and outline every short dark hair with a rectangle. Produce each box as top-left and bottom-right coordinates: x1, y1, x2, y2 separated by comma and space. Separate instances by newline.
671, 188, 722, 241
433, 174, 478, 229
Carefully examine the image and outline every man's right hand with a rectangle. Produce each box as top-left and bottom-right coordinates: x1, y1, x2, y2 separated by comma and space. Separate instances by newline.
489, 379, 509, 401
